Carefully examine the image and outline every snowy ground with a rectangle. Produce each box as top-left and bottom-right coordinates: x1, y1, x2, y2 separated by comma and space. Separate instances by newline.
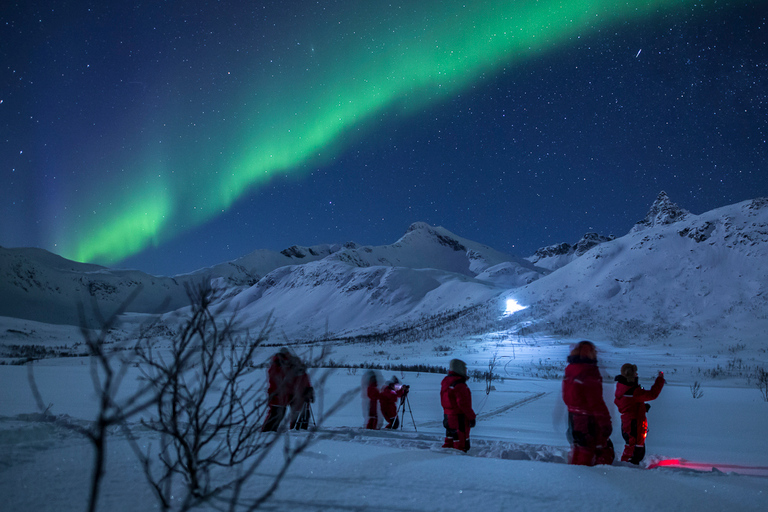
1, 333, 767, 511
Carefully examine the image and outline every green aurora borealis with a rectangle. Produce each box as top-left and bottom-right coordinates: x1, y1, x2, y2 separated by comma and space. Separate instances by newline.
12, 0, 751, 265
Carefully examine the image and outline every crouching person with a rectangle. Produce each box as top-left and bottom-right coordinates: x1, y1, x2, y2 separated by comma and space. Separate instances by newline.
440, 359, 476, 452
380, 376, 408, 429
614, 364, 665, 464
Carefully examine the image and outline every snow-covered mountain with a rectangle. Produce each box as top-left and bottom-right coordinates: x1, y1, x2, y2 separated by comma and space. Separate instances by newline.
219, 223, 545, 339
0, 243, 338, 327
510, 193, 768, 346
2, 193, 767, 347
629, 190, 691, 233
526, 232, 616, 271
526, 191, 689, 271
0, 223, 541, 329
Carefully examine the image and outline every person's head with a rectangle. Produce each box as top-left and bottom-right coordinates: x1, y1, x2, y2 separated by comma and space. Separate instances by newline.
275, 347, 291, 365
569, 341, 597, 363
449, 359, 467, 377
621, 363, 638, 382
389, 376, 399, 386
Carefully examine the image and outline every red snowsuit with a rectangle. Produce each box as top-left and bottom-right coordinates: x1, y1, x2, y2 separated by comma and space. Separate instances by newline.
440, 371, 476, 452
365, 375, 380, 429
379, 383, 406, 429
262, 350, 298, 432
614, 373, 664, 464
562, 355, 614, 466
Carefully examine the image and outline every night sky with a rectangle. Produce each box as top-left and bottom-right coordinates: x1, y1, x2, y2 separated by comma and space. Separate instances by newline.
2, 1, 766, 276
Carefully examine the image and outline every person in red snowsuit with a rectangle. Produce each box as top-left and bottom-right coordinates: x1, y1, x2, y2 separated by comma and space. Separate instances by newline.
614, 363, 665, 464
440, 359, 476, 452
379, 376, 408, 429
562, 341, 614, 466
262, 348, 297, 432
364, 371, 380, 429
289, 362, 315, 430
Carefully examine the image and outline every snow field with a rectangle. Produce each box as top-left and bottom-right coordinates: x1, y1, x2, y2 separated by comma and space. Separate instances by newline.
2, 351, 767, 511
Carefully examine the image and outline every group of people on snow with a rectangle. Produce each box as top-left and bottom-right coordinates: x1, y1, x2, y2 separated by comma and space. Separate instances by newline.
363, 359, 476, 453
261, 342, 664, 466
364, 371, 410, 430
562, 340, 665, 466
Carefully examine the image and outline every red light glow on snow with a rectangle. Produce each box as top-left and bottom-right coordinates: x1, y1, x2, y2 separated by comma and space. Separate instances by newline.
647, 459, 768, 477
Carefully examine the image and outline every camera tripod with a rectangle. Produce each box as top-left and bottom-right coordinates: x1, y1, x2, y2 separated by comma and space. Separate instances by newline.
292, 401, 316, 430
397, 393, 417, 432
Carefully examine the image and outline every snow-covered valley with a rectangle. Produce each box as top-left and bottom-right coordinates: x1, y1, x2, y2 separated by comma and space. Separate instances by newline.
1, 193, 767, 511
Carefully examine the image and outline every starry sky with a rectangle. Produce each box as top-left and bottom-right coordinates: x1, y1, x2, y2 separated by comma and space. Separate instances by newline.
2, 0, 766, 276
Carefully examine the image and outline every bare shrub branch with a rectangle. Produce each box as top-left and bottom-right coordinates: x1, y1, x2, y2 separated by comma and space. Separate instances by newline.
28, 285, 161, 512
133, 283, 355, 511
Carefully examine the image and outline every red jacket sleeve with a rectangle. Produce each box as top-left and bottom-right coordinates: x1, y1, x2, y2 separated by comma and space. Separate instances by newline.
632, 374, 665, 402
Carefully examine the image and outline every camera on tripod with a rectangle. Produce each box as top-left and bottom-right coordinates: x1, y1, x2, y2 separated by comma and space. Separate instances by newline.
394, 383, 410, 395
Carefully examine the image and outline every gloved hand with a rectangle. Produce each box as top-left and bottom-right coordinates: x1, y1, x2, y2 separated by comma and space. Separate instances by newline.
645, 403, 651, 412
469, 418, 476, 428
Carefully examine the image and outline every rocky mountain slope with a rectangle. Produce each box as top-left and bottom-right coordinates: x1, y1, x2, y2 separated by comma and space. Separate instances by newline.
510, 194, 768, 345
0, 223, 540, 328
2, 193, 767, 347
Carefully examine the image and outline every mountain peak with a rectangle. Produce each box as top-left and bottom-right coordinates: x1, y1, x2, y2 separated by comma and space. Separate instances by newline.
631, 191, 689, 233
403, 222, 466, 252
406, 221, 433, 233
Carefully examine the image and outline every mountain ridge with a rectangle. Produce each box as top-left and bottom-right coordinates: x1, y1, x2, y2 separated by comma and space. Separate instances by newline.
0, 222, 536, 327
510, 196, 768, 345
2, 194, 767, 347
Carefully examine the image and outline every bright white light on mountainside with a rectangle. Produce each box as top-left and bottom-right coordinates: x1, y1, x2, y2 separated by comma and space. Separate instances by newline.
504, 298, 526, 315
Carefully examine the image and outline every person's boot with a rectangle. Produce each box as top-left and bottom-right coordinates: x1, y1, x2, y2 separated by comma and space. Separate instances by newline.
570, 446, 595, 466
442, 437, 455, 449
621, 444, 634, 462
630, 446, 646, 465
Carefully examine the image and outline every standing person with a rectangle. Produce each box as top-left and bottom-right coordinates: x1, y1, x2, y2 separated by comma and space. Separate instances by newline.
262, 348, 296, 432
379, 376, 409, 429
440, 359, 476, 452
614, 364, 665, 464
363, 370, 380, 429
289, 360, 315, 430
562, 341, 614, 466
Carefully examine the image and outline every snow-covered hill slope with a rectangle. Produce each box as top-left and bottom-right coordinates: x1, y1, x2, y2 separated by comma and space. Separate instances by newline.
526, 232, 616, 271
200, 243, 345, 285
324, 222, 540, 277
0, 247, 187, 326
0, 240, 351, 326
525, 192, 686, 271
207, 223, 545, 339
227, 261, 506, 340
3, 194, 768, 348
509, 194, 768, 345
0, 223, 539, 329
